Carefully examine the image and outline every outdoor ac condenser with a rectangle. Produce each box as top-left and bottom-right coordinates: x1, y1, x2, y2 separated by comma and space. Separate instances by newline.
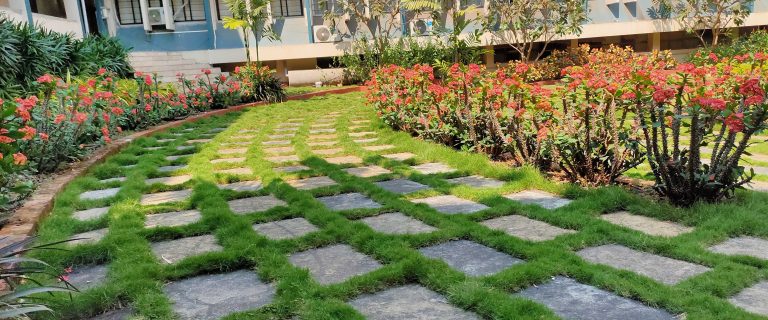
409, 18, 433, 36
313, 25, 341, 43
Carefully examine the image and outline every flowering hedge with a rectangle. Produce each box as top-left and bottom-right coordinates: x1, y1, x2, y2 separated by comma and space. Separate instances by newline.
367, 52, 768, 205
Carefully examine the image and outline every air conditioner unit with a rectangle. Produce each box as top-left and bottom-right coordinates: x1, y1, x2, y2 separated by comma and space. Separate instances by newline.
409, 18, 433, 36
314, 25, 341, 43
147, 7, 166, 26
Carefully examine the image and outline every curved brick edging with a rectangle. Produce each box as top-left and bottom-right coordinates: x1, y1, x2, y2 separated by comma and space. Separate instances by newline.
0, 86, 365, 244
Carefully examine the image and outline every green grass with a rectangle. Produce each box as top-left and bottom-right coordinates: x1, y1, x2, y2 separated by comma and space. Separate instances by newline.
32, 92, 768, 319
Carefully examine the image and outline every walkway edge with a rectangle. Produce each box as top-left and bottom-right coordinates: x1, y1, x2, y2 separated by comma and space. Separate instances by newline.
0, 86, 365, 243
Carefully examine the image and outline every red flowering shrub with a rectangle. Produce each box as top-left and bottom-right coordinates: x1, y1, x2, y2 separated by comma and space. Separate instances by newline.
0, 99, 33, 207
234, 64, 285, 103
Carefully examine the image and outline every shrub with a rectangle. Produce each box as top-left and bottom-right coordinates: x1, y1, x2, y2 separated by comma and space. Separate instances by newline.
689, 29, 768, 64
234, 64, 285, 103
0, 98, 33, 208
179, 69, 241, 109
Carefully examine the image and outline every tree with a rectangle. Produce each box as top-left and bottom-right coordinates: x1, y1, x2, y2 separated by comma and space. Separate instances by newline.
222, 0, 280, 64
651, 0, 754, 47
324, 0, 406, 58
485, 0, 588, 61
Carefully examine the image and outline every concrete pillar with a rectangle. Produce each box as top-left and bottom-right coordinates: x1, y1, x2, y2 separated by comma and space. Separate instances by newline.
483, 45, 495, 70
648, 32, 661, 51
276, 60, 288, 83
570, 38, 579, 48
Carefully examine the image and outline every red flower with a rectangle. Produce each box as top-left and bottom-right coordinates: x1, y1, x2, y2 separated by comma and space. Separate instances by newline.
37, 74, 54, 84
652, 88, 675, 103
724, 113, 745, 132
54, 114, 66, 124
144, 75, 153, 86
18, 126, 36, 140
0, 136, 14, 144
73, 112, 88, 124
202, 69, 212, 75
12, 153, 27, 165
97, 68, 107, 75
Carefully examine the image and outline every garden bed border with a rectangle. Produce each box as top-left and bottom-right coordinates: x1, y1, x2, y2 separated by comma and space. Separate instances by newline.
0, 86, 364, 244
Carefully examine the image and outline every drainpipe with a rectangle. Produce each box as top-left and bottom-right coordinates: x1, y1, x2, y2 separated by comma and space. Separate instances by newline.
305, 0, 313, 43
23, 0, 33, 26
202, 0, 215, 48
78, 0, 89, 36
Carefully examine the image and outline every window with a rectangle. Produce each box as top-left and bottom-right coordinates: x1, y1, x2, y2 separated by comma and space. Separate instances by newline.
271, 0, 304, 17
311, 0, 344, 16
216, 0, 233, 20
115, 0, 206, 25
31, 0, 67, 18
116, 0, 143, 24
171, 0, 206, 21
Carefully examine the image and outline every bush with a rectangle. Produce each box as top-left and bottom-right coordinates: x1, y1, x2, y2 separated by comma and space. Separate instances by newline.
689, 30, 768, 64
233, 64, 285, 103
0, 98, 33, 208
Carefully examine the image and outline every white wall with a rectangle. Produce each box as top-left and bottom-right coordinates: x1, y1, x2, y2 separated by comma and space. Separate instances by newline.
1, 0, 84, 38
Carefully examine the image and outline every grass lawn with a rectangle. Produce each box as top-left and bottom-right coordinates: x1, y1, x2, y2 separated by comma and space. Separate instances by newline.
32, 92, 768, 319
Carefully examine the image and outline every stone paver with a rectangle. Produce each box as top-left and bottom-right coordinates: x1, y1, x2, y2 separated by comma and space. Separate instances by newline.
140, 189, 192, 205
228, 196, 287, 215
219, 180, 263, 192
99, 177, 126, 184
89, 307, 134, 320
151, 234, 223, 264
157, 165, 187, 173
164, 270, 275, 320
145, 210, 202, 228
360, 212, 436, 235
239, 129, 258, 133
312, 148, 344, 155
176, 145, 195, 151
274, 127, 299, 132
317, 193, 382, 211
577, 244, 711, 285
746, 180, 768, 192
349, 285, 479, 320
708, 236, 768, 260
410, 163, 456, 175
363, 145, 394, 152
354, 138, 378, 144
156, 139, 175, 143
69, 228, 108, 245
504, 190, 572, 209
481, 215, 576, 241
211, 157, 246, 164
276, 165, 311, 172
349, 131, 376, 137
268, 134, 294, 139
375, 179, 429, 194
264, 146, 294, 154
324, 155, 363, 165
214, 167, 254, 175
308, 134, 337, 140
231, 135, 255, 140
382, 152, 416, 161
311, 123, 335, 128
79, 188, 120, 201
517, 276, 676, 320
447, 175, 505, 188
165, 155, 189, 161
600, 211, 693, 237
67, 264, 108, 291
344, 165, 392, 178
419, 240, 522, 276
310, 128, 336, 134
253, 217, 319, 240
412, 195, 488, 214
308, 140, 338, 147
144, 146, 163, 151
289, 244, 382, 285
221, 141, 251, 147
262, 140, 291, 146
287, 176, 337, 190
219, 148, 248, 155
72, 207, 109, 221
730, 281, 768, 316
187, 139, 212, 144
145, 175, 192, 186
266, 155, 300, 163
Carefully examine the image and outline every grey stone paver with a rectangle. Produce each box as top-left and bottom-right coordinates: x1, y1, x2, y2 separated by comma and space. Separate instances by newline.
324, 155, 363, 165
363, 145, 394, 152
412, 195, 488, 214
577, 244, 711, 285
145, 175, 192, 186
72, 207, 110, 221
517, 276, 676, 320
264, 146, 294, 154
144, 146, 163, 151
344, 165, 392, 178
165, 155, 189, 161
157, 165, 187, 173
253, 217, 319, 240
268, 134, 294, 139
211, 157, 246, 164
228, 196, 287, 215
410, 163, 456, 175
231, 135, 255, 140
79, 188, 120, 201
274, 127, 299, 132
214, 167, 254, 175
287, 176, 338, 190
312, 147, 344, 155
98, 177, 126, 184
730, 281, 768, 316
89, 307, 134, 320
447, 175, 505, 188
276, 165, 311, 173
360, 212, 436, 235
186, 139, 212, 144
266, 155, 300, 163
600, 211, 693, 237
382, 152, 416, 161
708, 236, 768, 260
219, 180, 263, 192
145, 210, 202, 228
311, 123, 335, 128
67, 264, 108, 291
375, 179, 429, 194
69, 228, 108, 245
308, 134, 337, 140
176, 145, 195, 151
481, 215, 576, 241
419, 240, 522, 276
289, 244, 382, 285
354, 138, 378, 144
151, 234, 223, 264
219, 148, 248, 155
307, 140, 338, 147
504, 190, 572, 209
209, 128, 226, 132
746, 180, 768, 192
349, 131, 376, 137
164, 270, 275, 320
317, 193, 382, 211
310, 128, 336, 134
221, 141, 251, 147
349, 285, 479, 320
140, 189, 192, 205
262, 140, 291, 146
156, 139, 175, 143
351, 120, 371, 124
239, 129, 258, 133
